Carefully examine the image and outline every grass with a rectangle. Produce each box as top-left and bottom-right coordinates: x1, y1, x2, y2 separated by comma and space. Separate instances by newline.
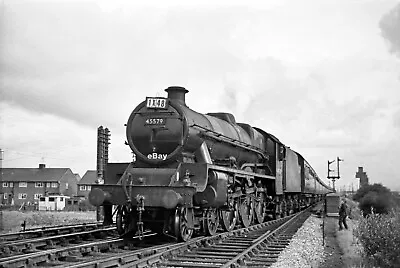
335, 196, 400, 268
0, 210, 96, 233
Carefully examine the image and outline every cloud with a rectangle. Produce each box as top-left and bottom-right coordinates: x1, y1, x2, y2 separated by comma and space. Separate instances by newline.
379, 2, 400, 58
1, 0, 400, 191
0, 1, 248, 129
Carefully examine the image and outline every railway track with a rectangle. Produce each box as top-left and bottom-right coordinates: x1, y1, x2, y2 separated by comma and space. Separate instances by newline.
0, 204, 318, 268
0, 231, 178, 268
154, 207, 312, 268
0, 225, 117, 266
0, 222, 103, 242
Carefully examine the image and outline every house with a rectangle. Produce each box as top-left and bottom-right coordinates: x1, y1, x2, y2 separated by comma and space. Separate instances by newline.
0, 164, 78, 206
77, 170, 97, 198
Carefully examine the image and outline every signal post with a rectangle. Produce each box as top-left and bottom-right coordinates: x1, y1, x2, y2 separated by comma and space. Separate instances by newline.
327, 157, 343, 192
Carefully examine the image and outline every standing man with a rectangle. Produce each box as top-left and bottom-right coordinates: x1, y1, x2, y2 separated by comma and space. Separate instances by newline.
339, 199, 348, 230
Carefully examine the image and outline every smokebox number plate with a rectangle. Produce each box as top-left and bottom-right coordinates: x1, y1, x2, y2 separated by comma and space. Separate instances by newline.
146, 97, 168, 109
145, 118, 166, 125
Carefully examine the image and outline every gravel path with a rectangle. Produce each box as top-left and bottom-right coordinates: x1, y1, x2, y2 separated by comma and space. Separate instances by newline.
270, 214, 326, 268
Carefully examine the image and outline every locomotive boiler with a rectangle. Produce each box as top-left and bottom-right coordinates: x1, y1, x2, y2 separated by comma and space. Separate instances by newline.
89, 86, 333, 241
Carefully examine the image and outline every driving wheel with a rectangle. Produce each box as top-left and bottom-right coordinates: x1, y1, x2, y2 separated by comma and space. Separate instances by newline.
220, 198, 238, 231
204, 208, 219, 236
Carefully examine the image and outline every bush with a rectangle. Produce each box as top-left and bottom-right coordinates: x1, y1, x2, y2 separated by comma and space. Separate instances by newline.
359, 191, 392, 215
354, 212, 400, 268
353, 184, 397, 216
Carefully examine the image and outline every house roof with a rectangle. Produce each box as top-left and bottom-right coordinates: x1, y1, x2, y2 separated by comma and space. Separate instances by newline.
1, 168, 70, 182
79, 170, 97, 185
74, 173, 82, 182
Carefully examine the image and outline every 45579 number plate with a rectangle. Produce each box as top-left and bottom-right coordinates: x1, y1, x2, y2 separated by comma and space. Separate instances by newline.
145, 118, 166, 125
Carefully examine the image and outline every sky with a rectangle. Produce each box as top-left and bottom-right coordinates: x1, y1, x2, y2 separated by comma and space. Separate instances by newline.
1, 0, 400, 191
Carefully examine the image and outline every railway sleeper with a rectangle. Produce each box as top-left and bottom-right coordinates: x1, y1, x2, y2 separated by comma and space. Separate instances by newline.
217, 242, 251, 247
195, 247, 243, 253
183, 251, 238, 257
267, 244, 287, 249
43, 239, 56, 250
23, 243, 39, 254
160, 260, 222, 267
247, 256, 278, 262
176, 253, 233, 259
171, 256, 229, 263
204, 244, 249, 250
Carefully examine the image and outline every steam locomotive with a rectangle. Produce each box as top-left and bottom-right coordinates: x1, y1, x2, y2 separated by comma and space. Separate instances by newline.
89, 86, 333, 241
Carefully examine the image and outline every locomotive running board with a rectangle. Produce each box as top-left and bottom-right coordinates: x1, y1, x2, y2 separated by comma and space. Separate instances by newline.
181, 163, 276, 181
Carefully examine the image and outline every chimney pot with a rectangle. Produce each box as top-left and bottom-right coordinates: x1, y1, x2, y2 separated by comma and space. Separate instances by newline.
165, 86, 188, 106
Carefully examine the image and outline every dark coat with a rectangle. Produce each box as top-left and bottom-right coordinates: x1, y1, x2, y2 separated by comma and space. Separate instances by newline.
339, 203, 348, 217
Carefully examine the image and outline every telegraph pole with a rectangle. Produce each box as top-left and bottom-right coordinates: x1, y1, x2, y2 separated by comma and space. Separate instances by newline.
0, 148, 3, 198
0, 149, 3, 231
96, 127, 110, 222
327, 156, 343, 192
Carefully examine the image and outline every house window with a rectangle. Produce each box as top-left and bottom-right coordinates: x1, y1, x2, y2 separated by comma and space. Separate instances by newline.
35, 182, 44, 188
79, 185, 86, 191
49, 197, 55, 202
46, 182, 51, 188
87, 185, 91, 191
34, 193, 43, 199
2, 182, 8, 187
3, 193, 7, 199
19, 182, 27, 188
18, 193, 27, 199
51, 182, 58, 188
10, 182, 13, 187
60, 197, 64, 201
39, 197, 46, 201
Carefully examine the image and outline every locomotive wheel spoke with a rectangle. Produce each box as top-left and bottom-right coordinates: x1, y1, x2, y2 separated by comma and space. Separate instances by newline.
254, 191, 266, 224
174, 207, 193, 242
220, 201, 238, 232
204, 208, 219, 236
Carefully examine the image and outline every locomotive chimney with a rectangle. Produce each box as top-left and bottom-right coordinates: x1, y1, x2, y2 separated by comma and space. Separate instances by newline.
165, 86, 188, 106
